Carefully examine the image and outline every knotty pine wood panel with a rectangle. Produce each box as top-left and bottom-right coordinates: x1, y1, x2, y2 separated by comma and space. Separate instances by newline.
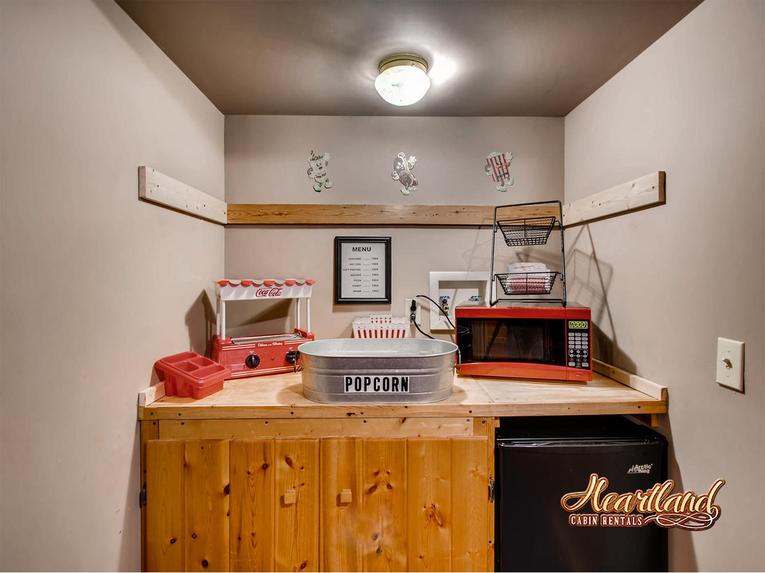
320, 439, 364, 571
146, 440, 185, 572
159, 417, 473, 440
273, 440, 320, 572
184, 440, 230, 572
450, 438, 489, 571
407, 439, 453, 572
229, 441, 276, 572
361, 439, 408, 572
144, 438, 493, 572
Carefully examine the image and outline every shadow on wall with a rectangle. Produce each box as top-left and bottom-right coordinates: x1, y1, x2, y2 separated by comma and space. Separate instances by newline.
660, 417, 699, 571
185, 290, 216, 356
136, 292, 214, 389
567, 225, 698, 570
566, 225, 636, 371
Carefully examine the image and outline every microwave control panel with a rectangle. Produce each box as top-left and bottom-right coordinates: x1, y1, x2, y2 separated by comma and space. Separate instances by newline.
567, 320, 590, 369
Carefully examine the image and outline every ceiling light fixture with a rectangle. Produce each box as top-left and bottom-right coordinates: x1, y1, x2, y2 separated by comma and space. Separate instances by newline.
374, 54, 431, 107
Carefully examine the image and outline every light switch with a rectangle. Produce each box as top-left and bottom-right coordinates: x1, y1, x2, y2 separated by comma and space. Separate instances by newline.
716, 337, 744, 392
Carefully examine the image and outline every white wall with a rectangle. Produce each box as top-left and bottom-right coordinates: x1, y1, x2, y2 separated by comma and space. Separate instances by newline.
0, 1, 224, 569
225, 116, 563, 338
564, 1, 764, 569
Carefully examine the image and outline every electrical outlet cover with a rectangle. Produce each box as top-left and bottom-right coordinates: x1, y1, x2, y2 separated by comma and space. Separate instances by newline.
716, 337, 744, 392
428, 271, 490, 331
404, 298, 421, 324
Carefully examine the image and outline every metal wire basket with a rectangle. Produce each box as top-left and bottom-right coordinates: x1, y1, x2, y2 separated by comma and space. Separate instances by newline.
496, 271, 559, 296
497, 216, 557, 246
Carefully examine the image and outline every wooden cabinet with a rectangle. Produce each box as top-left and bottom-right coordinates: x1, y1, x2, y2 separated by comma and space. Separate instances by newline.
145, 436, 490, 572
140, 366, 668, 571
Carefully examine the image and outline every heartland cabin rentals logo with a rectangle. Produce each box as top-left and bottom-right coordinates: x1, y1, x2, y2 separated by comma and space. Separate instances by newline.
561, 473, 725, 531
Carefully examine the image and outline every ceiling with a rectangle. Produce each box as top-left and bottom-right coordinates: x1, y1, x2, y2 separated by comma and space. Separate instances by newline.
118, 0, 700, 116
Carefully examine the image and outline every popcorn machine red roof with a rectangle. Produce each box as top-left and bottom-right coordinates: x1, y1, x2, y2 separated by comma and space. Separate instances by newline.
212, 278, 315, 378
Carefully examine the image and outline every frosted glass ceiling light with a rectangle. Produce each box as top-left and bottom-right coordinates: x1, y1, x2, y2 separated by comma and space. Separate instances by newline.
374, 54, 431, 106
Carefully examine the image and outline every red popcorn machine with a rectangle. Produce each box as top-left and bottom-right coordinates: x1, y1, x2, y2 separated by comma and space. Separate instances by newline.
212, 278, 315, 378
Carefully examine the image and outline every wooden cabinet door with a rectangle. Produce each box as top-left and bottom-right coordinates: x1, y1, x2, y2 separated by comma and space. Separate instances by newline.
146, 436, 489, 572
359, 439, 409, 572
407, 438, 489, 572
229, 440, 275, 571
146, 438, 320, 573
146, 440, 230, 572
273, 439, 320, 572
229, 439, 321, 572
319, 437, 489, 572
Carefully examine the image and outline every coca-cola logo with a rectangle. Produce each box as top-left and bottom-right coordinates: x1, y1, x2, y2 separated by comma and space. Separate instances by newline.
255, 287, 283, 297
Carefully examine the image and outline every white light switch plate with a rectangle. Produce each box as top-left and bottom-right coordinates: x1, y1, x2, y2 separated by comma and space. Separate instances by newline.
716, 337, 744, 392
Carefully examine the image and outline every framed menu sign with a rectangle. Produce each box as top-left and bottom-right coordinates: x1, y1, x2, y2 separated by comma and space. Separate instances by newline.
334, 236, 391, 304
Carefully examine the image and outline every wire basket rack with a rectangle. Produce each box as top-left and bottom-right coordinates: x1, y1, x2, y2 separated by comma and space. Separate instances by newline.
495, 271, 559, 296
497, 216, 557, 246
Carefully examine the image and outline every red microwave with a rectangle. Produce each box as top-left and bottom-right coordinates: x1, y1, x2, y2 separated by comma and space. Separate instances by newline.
455, 305, 592, 382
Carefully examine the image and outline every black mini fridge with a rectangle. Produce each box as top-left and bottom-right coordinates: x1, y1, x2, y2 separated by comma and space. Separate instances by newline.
495, 416, 668, 572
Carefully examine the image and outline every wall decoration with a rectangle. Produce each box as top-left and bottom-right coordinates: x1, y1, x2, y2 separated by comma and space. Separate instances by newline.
307, 150, 333, 192
334, 236, 392, 304
485, 151, 514, 192
391, 152, 418, 195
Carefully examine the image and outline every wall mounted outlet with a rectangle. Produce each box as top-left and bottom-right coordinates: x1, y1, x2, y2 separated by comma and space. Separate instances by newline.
716, 337, 744, 392
404, 298, 422, 324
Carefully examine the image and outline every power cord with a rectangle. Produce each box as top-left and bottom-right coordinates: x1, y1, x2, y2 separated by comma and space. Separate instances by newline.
415, 294, 457, 330
414, 294, 471, 337
409, 295, 469, 368
409, 298, 435, 339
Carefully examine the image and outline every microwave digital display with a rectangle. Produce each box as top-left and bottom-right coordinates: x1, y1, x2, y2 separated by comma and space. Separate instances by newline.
568, 320, 588, 330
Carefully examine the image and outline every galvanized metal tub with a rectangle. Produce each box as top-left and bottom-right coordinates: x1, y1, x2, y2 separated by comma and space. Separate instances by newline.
298, 338, 458, 403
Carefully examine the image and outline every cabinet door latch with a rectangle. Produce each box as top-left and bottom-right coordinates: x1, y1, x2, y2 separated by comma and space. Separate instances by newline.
139, 484, 147, 508
488, 477, 495, 503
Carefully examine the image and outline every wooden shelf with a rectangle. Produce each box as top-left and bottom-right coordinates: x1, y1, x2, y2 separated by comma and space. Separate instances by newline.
225, 172, 665, 227
226, 203, 496, 226
138, 166, 665, 228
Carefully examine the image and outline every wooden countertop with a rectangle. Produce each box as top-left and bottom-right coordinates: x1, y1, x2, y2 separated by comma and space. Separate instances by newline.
138, 361, 667, 421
